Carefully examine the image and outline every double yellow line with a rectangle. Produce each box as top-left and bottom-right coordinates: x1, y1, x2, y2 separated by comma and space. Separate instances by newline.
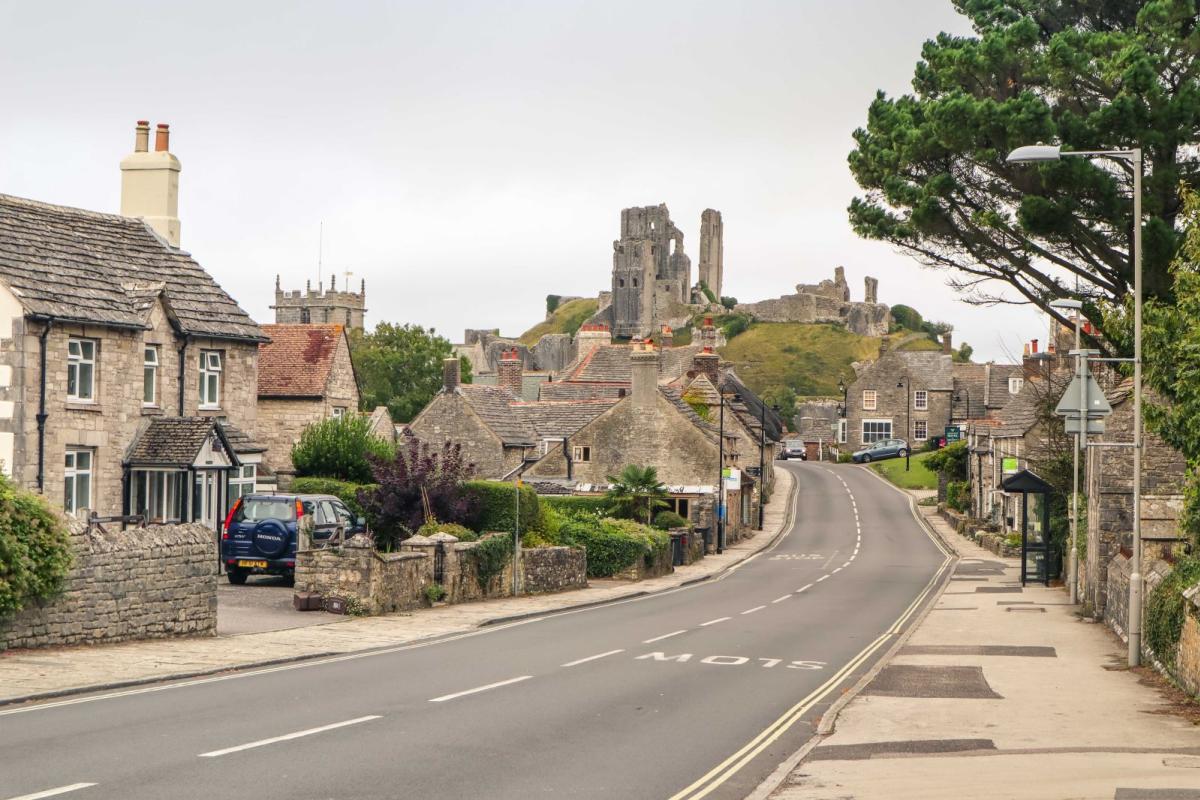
668, 496, 954, 800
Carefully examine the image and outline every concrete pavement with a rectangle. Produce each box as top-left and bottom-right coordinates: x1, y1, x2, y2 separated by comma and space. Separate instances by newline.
1, 468, 797, 706
768, 498, 1200, 800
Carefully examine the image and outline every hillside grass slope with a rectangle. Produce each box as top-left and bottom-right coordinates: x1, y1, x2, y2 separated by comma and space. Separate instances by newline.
519, 298, 599, 346
718, 322, 880, 397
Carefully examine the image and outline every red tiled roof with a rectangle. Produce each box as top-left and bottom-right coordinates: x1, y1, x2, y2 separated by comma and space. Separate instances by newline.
258, 324, 345, 397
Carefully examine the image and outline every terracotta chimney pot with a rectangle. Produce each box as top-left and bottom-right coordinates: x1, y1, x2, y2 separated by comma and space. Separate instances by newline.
154, 123, 170, 152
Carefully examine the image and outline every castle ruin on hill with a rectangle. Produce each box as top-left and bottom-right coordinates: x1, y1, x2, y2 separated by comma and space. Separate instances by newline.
735, 265, 889, 337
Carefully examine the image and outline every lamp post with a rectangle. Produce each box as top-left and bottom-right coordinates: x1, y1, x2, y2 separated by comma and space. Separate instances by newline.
757, 402, 778, 530
717, 393, 727, 554
1007, 143, 1143, 666
1051, 297, 1085, 606
896, 376, 911, 471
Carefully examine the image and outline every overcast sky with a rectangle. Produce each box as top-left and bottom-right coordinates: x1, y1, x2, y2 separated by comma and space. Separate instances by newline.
0, 0, 1045, 362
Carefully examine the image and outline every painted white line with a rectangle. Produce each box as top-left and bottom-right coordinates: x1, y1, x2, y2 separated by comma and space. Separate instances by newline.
199, 715, 381, 757
832, 567, 843, 574
429, 676, 532, 703
741, 605, 766, 615
644, 629, 688, 644
816, 575, 830, 582
700, 616, 731, 627
4, 786, 97, 800
771, 595, 790, 604
796, 583, 813, 593
842, 561, 852, 568
561, 649, 625, 667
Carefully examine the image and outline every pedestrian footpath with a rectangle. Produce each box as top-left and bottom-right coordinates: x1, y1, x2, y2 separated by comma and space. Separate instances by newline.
0, 469, 795, 706
766, 501, 1200, 800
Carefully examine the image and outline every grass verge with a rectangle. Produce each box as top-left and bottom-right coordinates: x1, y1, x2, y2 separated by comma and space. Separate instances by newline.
869, 449, 938, 490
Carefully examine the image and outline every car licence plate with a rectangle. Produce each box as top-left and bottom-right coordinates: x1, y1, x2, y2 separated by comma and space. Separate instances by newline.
238, 560, 267, 569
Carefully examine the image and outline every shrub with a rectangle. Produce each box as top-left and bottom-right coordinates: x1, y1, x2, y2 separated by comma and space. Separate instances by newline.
946, 480, 971, 513
289, 477, 377, 517
720, 313, 752, 339
557, 517, 669, 578
891, 304, 924, 332
291, 415, 394, 483
1146, 556, 1200, 670
926, 440, 968, 480
720, 296, 738, 310
836, 451, 854, 464
0, 476, 73, 618
464, 481, 542, 535
422, 583, 446, 605
653, 510, 689, 530
415, 520, 478, 541
472, 533, 513, 590
541, 495, 612, 519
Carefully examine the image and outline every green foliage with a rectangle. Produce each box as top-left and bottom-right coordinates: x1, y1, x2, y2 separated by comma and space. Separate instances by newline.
946, 480, 971, 513
870, 450, 939, 490
1143, 188, 1200, 549
464, 481, 543, 535
459, 355, 473, 385
653, 510, 689, 530
836, 451, 854, 464
849, 2, 1191, 335
720, 296, 738, 310
471, 533, 513, 590
605, 465, 669, 525
890, 305, 924, 332
1004, 532, 1022, 550
290, 415, 394, 484
719, 313, 752, 339
1145, 556, 1200, 670
0, 476, 73, 618
351, 323, 457, 423
519, 298, 600, 346
699, 281, 719, 305
422, 583, 446, 605
289, 477, 377, 517
954, 342, 974, 363
557, 516, 669, 578
546, 295, 561, 315
925, 440, 968, 480
414, 520, 478, 541
761, 386, 797, 427
540, 495, 613, 519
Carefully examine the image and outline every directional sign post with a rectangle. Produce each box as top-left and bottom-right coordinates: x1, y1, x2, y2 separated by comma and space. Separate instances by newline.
1055, 350, 1110, 452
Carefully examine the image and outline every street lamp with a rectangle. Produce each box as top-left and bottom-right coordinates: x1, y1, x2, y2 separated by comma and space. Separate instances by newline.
1008, 143, 1143, 666
896, 376, 911, 472
1050, 297, 1085, 607
837, 378, 848, 418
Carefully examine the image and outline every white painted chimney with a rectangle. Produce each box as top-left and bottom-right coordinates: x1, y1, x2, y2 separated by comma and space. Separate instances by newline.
120, 121, 181, 247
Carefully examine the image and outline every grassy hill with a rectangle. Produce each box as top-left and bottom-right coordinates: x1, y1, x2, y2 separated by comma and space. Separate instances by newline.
519, 298, 599, 346
719, 322, 880, 397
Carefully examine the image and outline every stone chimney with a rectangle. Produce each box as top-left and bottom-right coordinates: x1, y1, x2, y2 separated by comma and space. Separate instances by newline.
942, 331, 952, 355
575, 323, 611, 361
1022, 339, 1049, 382
701, 316, 717, 349
661, 325, 673, 349
631, 340, 659, 409
443, 357, 461, 392
498, 348, 523, 397
693, 346, 720, 387
120, 120, 181, 247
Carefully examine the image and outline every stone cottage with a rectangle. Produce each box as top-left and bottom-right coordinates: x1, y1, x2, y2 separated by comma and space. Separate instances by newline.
844, 344, 955, 452
256, 323, 359, 481
0, 121, 266, 528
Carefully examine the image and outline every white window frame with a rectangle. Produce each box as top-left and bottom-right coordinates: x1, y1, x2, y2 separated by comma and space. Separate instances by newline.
861, 390, 877, 411
143, 346, 159, 407
1009, 376, 1024, 395
861, 419, 892, 444
913, 390, 928, 411
572, 445, 591, 462
67, 338, 97, 403
331, 406, 347, 420
130, 469, 183, 524
64, 448, 93, 515
199, 350, 222, 409
914, 419, 928, 441
838, 418, 847, 444
541, 437, 563, 456
227, 465, 256, 512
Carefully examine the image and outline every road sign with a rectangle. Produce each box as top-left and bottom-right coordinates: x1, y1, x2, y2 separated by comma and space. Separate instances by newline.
1054, 374, 1112, 418
1065, 417, 1106, 435
944, 425, 962, 443
722, 467, 741, 490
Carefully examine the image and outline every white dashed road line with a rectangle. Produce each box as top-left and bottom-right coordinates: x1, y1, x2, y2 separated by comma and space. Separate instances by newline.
771, 595, 791, 604
797, 583, 813, 593
700, 617, 731, 627
741, 606, 766, 615
199, 716, 381, 757
429, 676, 532, 703
561, 649, 625, 667
3, 786, 97, 800
644, 630, 688, 644
816, 575, 829, 583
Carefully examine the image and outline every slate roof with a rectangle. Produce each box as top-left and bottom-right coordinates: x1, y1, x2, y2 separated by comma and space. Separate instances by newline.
0, 194, 263, 341
661, 387, 719, 440
952, 362, 1022, 419
258, 324, 346, 398
217, 421, 267, 454
562, 343, 703, 384
125, 417, 238, 467
992, 373, 1070, 439
721, 372, 785, 442
538, 381, 628, 401
459, 385, 537, 446
512, 399, 618, 439
682, 374, 721, 406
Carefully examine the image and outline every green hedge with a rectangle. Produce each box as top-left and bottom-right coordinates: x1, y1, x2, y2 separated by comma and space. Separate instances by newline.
653, 510, 688, 530
558, 517, 670, 578
946, 480, 970, 513
464, 481, 543, 534
541, 495, 612, 518
289, 477, 377, 517
0, 475, 73, 618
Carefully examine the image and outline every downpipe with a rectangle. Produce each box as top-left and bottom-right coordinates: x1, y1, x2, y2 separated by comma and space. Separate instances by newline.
35, 319, 52, 492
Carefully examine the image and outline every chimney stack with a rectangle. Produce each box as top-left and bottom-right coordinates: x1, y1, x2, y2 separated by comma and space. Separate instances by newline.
942, 331, 952, 355
498, 348, 523, 397
575, 323, 611, 360
630, 340, 659, 409
701, 316, 717, 349
693, 346, 720, 387
120, 119, 181, 247
661, 325, 673, 349
443, 357, 461, 392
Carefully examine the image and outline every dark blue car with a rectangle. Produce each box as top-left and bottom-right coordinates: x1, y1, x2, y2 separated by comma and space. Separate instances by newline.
221, 494, 365, 585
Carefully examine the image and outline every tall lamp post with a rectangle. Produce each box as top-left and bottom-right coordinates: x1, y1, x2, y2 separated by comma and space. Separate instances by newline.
896, 376, 911, 472
1050, 297, 1084, 607
1007, 143, 1143, 666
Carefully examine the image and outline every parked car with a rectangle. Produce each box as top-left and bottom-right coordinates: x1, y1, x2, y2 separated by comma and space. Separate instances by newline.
779, 440, 808, 461
851, 437, 910, 464
221, 493, 366, 585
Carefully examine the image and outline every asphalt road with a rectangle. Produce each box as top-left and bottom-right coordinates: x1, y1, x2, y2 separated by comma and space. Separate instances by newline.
0, 463, 950, 800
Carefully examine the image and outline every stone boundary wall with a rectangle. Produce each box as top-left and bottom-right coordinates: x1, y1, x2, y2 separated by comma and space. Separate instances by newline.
1178, 586, 1200, 697
1103, 553, 1171, 644
613, 541, 674, 581
0, 519, 217, 650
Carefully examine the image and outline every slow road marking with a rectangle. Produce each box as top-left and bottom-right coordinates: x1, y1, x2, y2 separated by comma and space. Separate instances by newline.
429, 675, 532, 703
4, 785, 96, 800
561, 649, 624, 667
199, 716, 381, 757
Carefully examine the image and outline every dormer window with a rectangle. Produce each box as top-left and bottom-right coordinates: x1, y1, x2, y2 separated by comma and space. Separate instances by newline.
199, 350, 222, 409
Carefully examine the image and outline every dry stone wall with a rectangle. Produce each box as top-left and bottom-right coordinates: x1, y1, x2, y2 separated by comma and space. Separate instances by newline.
0, 519, 217, 650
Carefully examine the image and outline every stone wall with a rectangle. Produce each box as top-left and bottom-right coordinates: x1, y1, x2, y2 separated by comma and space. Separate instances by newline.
1103, 553, 1171, 644
1178, 588, 1200, 697
735, 268, 890, 337
521, 546, 588, 593
0, 519, 217, 650
613, 540, 674, 581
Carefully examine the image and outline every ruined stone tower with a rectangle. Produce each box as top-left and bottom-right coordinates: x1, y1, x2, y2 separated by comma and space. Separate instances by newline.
611, 204, 692, 338
698, 209, 724, 299
272, 274, 367, 331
